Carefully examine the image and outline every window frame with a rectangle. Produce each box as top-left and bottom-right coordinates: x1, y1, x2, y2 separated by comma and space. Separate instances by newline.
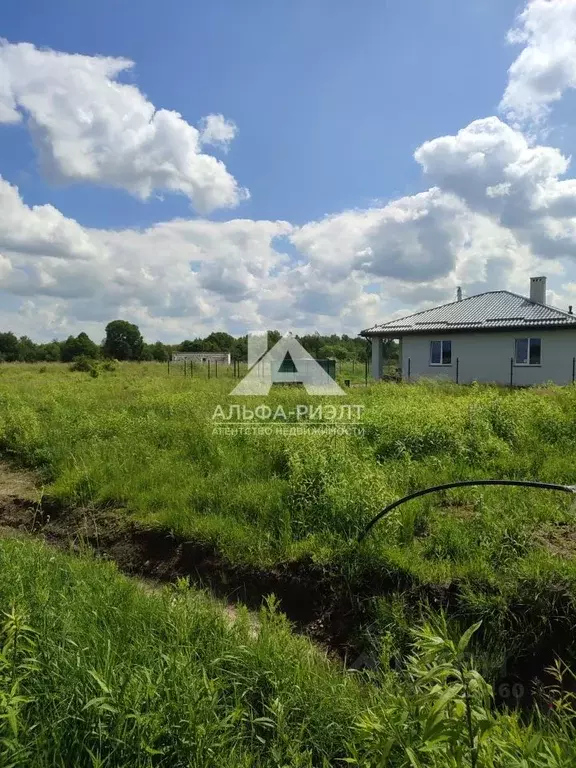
514, 337, 542, 366
429, 340, 452, 367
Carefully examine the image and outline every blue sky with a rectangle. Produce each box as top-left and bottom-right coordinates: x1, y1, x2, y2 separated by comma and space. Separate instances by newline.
1, 0, 576, 341
2, 0, 522, 229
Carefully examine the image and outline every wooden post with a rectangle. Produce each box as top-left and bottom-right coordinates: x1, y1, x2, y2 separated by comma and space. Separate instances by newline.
208, 360, 211, 379
572, 357, 575, 384
456, 357, 459, 384
184, 359, 186, 377
215, 361, 218, 378
510, 357, 514, 388
167, 359, 170, 375
407, 357, 411, 382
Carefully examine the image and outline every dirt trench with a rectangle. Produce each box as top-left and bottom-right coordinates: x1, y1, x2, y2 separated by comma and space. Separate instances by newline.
1, 460, 575, 705
0, 461, 362, 658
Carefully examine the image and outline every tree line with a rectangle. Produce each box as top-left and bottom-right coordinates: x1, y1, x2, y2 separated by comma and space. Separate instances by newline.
0, 320, 398, 363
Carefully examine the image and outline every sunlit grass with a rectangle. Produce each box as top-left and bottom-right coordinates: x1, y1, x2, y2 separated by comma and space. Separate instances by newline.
0, 536, 575, 766
3, 363, 576, 670
1, 363, 576, 570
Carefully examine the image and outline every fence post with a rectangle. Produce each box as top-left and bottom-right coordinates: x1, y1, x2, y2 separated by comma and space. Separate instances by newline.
407, 357, 411, 382
510, 357, 514, 388
456, 357, 459, 384
573, 357, 575, 384
215, 361, 218, 378
167, 359, 170, 376
184, 360, 187, 377
208, 360, 211, 380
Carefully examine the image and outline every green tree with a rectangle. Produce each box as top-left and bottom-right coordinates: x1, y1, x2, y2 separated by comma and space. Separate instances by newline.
203, 331, 234, 352
0, 332, 19, 362
150, 341, 170, 362
38, 341, 62, 362
179, 339, 203, 352
139, 344, 155, 361
61, 332, 99, 363
268, 330, 282, 346
103, 320, 144, 360
297, 333, 322, 358
320, 344, 348, 361
231, 336, 248, 362
17, 336, 39, 362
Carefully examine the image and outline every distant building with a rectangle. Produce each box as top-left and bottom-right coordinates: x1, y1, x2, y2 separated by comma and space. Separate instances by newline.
172, 352, 231, 365
362, 276, 576, 386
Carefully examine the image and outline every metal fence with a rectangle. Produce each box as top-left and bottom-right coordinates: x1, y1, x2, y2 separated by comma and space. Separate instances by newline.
166, 358, 380, 386
401, 356, 576, 387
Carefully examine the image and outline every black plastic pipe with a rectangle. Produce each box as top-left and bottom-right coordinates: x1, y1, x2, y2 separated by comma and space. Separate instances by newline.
358, 479, 576, 543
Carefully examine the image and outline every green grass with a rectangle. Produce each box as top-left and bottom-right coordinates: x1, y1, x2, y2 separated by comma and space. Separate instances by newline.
4, 363, 576, 763
3, 363, 576, 676
1, 363, 576, 569
0, 535, 575, 766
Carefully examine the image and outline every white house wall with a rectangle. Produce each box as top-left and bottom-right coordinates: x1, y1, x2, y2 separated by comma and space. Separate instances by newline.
394, 329, 576, 386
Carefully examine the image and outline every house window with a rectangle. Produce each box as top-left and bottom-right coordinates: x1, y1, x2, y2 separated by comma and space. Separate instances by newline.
514, 338, 541, 365
430, 340, 452, 366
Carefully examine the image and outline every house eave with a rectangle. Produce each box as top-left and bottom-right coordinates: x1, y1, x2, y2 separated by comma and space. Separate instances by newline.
361, 322, 576, 338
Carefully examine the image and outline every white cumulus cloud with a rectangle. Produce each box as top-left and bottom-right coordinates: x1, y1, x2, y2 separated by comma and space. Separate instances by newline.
0, 41, 246, 213
198, 114, 238, 151
415, 116, 576, 260
500, 0, 576, 124
0, 176, 100, 260
5, 1, 576, 339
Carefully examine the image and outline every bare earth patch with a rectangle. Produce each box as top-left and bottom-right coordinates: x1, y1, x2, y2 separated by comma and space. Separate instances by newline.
534, 524, 576, 559
0, 461, 42, 504
438, 499, 478, 521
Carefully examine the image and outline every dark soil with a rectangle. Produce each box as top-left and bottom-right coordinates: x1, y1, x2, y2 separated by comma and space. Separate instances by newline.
0, 492, 364, 654
0, 461, 575, 704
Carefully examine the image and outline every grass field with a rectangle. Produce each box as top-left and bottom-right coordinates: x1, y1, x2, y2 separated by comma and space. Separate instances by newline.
0, 536, 573, 766
2, 362, 576, 763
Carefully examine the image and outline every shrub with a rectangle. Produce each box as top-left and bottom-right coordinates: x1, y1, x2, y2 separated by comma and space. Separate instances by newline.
69, 356, 99, 376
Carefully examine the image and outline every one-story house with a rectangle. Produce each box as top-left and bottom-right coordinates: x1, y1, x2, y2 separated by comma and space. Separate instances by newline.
361, 277, 576, 386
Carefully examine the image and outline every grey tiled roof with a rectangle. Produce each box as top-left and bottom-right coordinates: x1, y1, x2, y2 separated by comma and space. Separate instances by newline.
362, 291, 576, 336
